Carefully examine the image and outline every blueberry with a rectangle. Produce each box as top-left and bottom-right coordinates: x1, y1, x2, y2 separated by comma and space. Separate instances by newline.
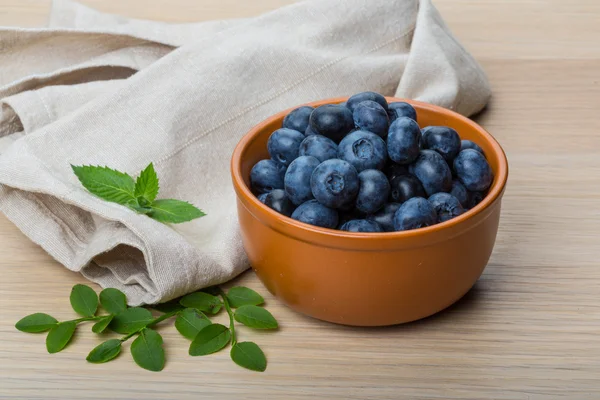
267, 128, 305, 166
305, 126, 318, 136
453, 149, 493, 191
428, 192, 465, 223
310, 159, 359, 209
346, 91, 389, 113
449, 179, 469, 208
466, 190, 486, 209
338, 130, 387, 172
384, 160, 410, 181
393, 197, 437, 231
291, 199, 338, 229
250, 159, 286, 195
461, 139, 484, 154
283, 106, 314, 133
352, 100, 390, 138
389, 174, 426, 204
356, 169, 390, 214
340, 219, 382, 232
421, 126, 461, 163
387, 117, 421, 164
366, 202, 401, 232
388, 102, 417, 122
260, 189, 296, 217
284, 155, 320, 205
409, 150, 452, 196
309, 104, 354, 143
299, 135, 338, 162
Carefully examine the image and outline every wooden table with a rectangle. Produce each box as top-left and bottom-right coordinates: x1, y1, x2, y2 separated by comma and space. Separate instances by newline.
1, 1, 599, 399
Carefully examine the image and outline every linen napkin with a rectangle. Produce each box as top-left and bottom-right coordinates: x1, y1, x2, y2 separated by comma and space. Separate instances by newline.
0, 0, 491, 305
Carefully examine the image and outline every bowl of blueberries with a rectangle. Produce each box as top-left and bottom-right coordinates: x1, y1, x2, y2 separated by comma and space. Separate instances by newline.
231, 92, 508, 326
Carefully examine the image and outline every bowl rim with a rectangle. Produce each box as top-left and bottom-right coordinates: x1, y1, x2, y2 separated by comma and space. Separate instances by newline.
231, 97, 508, 241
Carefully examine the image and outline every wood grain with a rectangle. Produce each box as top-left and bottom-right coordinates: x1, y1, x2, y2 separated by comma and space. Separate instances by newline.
1, 1, 599, 399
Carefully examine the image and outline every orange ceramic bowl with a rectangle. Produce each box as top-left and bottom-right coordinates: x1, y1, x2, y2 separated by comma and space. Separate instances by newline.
231, 97, 508, 326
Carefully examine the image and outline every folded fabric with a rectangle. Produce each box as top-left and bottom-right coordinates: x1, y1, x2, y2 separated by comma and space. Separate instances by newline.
0, 0, 491, 305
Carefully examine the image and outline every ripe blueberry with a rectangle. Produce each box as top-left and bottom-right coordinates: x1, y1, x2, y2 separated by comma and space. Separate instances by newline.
310, 159, 359, 209
299, 135, 338, 162
449, 179, 469, 208
428, 192, 465, 223
393, 197, 437, 231
367, 202, 401, 232
389, 174, 426, 204
250, 159, 286, 195
460, 139, 484, 154
291, 199, 338, 229
421, 126, 461, 163
346, 91, 389, 113
387, 117, 421, 164
260, 189, 296, 217
309, 104, 354, 143
356, 169, 390, 214
352, 100, 390, 138
454, 149, 493, 191
283, 106, 314, 133
340, 219, 383, 232
409, 150, 452, 196
267, 128, 305, 166
388, 102, 417, 123
338, 130, 387, 172
284, 156, 320, 206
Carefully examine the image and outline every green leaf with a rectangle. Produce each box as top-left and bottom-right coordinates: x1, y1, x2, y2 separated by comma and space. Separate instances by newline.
175, 308, 211, 340
150, 299, 185, 314
99, 288, 127, 315
148, 199, 205, 224
230, 342, 267, 372
131, 328, 165, 372
189, 323, 231, 356
234, 305, 278, 330
227, 287, 264, 308
92, 315, 114, 334
46, 321, 77, 353
71, 165, 136, 205
129, 203, 153, 215
15, 313, 58, 333
109, 307, 153, 334
86, 339, 122, 363
134, 163, 159, 203
69, 284, 99, 317
179, 292, 222, 314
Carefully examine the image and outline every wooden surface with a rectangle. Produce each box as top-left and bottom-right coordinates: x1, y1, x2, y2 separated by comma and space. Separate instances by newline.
1, 1, 599, 399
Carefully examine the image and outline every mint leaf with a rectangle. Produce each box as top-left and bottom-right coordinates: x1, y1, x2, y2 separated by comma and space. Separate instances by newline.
99, 288, 127, 315
180, 292, 222, 314
46, 321, 77, 353
69, 284, 98, 317
131, 328, 165, 372
230, 342, 267, 372
234, 305, 278, 330
15, 313, 58, 333
227, 287, 264, 308
71, 165, 136, 205
110, 307, 153, 334
189, 324, 230, 356
175, 308, 211, 340
87, 339, 122, 363
134, 163, 159, 203
92, 315, 114, 334
148, 199, 205, 224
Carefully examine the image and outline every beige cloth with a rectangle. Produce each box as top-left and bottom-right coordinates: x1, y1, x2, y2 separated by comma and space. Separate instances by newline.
0, 0, 491, 305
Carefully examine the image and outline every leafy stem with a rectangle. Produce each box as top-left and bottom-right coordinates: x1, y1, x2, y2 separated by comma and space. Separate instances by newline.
70, 316, 105, 324
120, 310, 179, 343
218, 288, 236, 346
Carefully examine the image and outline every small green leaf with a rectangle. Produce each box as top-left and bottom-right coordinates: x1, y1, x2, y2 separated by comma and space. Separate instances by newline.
227, 287, 264, 308
46, 321, 77, 353
148, 199, 205, 224
99, 288, 127, 315
109, 307, 153, 334
131, 328, 165, 372
189, 324, 231, 356
71, 165, 136, 205
230, 342, 267, 372
175, 308, 211, 340
86, 339, 122, 363
234, 305, 278, 330
179, 292, 222, 314
69, 284, 99, 317
92, 315, 114, 334
134, 163, 159, 203
150, 299, 185, 314
15, 313, 58, 333
128, 203, 153, 215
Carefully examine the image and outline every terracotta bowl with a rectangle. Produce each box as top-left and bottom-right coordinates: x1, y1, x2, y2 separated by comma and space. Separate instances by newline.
231, 97, 508, 326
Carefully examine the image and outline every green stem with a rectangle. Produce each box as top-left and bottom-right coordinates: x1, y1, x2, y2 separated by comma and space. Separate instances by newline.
68, 316, 105, 324
120, 309, 179, 343
218, 288, 236, 346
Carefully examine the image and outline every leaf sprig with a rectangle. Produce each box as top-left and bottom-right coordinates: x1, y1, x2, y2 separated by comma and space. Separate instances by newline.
71, 163, 205, 224
15, 285, 277, 372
